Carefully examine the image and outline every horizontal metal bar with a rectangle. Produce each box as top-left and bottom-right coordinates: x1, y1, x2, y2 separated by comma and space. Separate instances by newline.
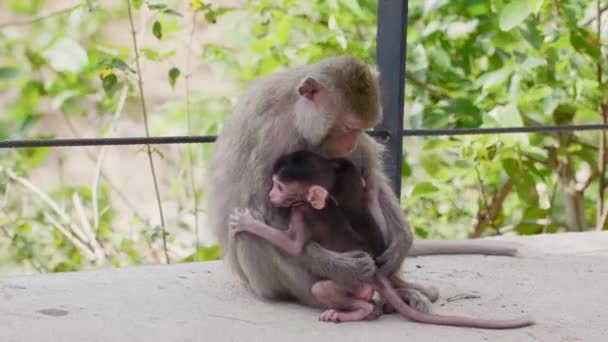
402, 124, 608, 136
0, 136, 217, 149
1, 124, 607, 149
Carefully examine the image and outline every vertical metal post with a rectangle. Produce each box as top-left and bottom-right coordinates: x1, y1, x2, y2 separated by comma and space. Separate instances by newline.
376, 0, 408, 196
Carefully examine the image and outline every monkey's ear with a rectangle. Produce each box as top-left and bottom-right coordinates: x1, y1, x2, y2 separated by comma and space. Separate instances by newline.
307, 185, 328, 210
297, 77, 326, 102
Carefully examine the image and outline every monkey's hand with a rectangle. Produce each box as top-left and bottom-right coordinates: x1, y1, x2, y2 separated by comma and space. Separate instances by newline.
304, 243, 377, 286
228, 208, 261, 237
375, 231, 409, 276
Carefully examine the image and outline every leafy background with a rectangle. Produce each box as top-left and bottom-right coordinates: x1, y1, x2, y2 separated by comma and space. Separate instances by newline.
0, 0, 606, 275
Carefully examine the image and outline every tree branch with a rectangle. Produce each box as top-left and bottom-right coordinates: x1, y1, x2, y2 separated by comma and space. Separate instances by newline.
185, 12, 201, 260
0, 4, 84, 29
126, 0, 170, 263
470, 178, 514, 238
3, 168, 101, 262
598, 201, 608, 230
405, 71, 451, 99
596, 0, 607, 231
582, 4, 608, 26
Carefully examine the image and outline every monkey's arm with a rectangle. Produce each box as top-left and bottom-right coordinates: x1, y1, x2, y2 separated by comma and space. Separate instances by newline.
229, 208, 309, 255
373, 183, 412, 276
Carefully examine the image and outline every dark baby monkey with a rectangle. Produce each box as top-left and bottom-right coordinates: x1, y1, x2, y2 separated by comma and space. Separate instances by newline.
230, 151, 535, 329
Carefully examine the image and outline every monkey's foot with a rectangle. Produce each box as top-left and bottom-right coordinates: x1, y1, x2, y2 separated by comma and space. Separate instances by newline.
363, 300, 384, 321
318, 305, 374, 323
383, 288, 431, 314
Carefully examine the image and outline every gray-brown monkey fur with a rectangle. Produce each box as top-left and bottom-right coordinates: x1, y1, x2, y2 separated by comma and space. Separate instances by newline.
205, 55, 516, 308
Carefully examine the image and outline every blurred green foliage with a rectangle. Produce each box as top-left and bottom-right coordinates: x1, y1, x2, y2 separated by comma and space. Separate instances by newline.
0, 0, 607, 275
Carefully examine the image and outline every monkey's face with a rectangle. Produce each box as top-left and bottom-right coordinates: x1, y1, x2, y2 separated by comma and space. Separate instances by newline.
269, 176, 307, 207
323, 114, 372, 157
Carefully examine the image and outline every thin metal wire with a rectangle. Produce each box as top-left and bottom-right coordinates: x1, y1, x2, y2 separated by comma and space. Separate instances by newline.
401, 124, 608, 136
1, 124, 607, 149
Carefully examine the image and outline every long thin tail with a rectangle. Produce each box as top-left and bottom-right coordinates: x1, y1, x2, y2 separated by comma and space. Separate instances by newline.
375, 276, 534, 329
408, 240, 519, 257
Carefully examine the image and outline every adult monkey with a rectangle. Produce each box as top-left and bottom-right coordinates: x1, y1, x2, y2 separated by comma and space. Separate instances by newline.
206, 55, 517, 310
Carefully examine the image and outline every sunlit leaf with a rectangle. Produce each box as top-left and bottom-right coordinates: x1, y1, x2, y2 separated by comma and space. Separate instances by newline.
411, 182, 439, 197
41, 38, 89, 73
478, 68, 512, 91
499, 0, 533, 31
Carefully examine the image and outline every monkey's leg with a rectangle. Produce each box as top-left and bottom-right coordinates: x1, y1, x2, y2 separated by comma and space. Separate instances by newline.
237, 233, 319, 306
312, 280, 375, 323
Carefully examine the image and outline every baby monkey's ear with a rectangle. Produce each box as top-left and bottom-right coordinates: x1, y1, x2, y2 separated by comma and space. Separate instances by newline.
307, 185, 329, 210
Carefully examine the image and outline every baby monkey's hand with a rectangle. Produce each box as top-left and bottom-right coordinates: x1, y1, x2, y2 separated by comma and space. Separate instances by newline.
229, 208, 260, 237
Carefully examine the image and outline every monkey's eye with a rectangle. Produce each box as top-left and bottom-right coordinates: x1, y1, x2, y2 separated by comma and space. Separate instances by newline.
339, 125, 353, 134
341, 125, 361, 134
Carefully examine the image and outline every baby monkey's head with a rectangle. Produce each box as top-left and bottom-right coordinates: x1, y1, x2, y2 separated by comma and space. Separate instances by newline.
269, 151, 337, 209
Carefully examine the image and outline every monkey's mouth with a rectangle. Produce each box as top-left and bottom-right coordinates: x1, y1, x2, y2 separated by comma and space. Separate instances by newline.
290, 200, 308, 207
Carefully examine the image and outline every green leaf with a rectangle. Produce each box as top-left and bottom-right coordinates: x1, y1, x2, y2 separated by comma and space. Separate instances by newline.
570, 28, 601, 59
110, 58, 134, 73
153, 21, 162, 40
182, 245, 222, 262
520, 19, 543, 50
521, 146, 548, 161
515, 223, 543, 235
427, 46, 451, 71
168, 67, 180, 88
339, 0, 364, 16
414, 227, 429, 239
0, 66, 20, 79
41, 38, 89, 73
499, 0, 533, 31
190, 0, 201, 10
402, 158, 412, 178
502, 158, 519, 178
147, 3, 167, 10
420, 154, 442, 177
133, 0, 143, 9
21, 147, 50, 168
102, 73, 118, 96
478, 67, 512, 91
411, 182, 439, 197
502, 158, 537, 202
162, 8, 183, 17
530, 0, 544, 13
276, 17, 291, 45
444, 98, 481, 128
552, 103, 576, 124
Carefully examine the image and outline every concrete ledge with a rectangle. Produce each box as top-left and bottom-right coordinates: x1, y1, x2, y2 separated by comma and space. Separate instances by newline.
2, 232, 608, 341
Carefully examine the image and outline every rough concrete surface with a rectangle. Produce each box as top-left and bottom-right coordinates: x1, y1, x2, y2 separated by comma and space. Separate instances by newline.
1, 232, 607, 342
